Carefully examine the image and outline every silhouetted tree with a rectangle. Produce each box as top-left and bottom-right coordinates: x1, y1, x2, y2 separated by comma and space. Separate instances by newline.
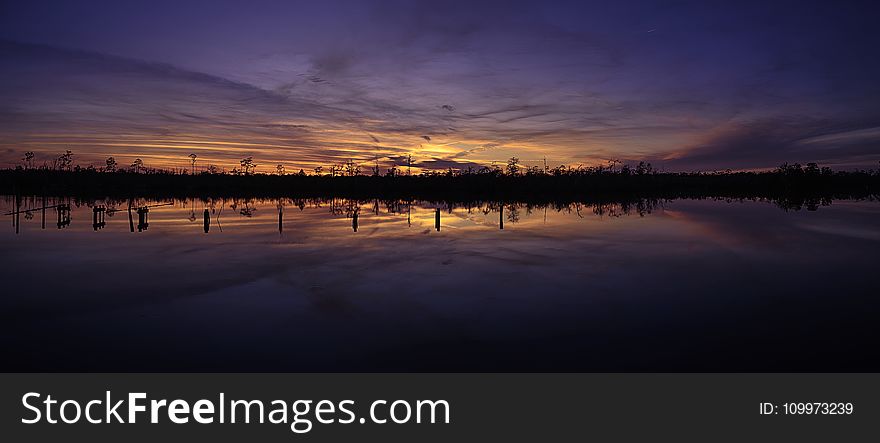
105, 157, 117, 172
131, 158, 144, 173
276, 164, 285, 175
189, 153, 198, 174
506, 157, 520, 176
240, 157, 256, 175
607, 158, 621, 173
56, 150, 73, 171
344, 159, 360, 176
23, 151, 34, 170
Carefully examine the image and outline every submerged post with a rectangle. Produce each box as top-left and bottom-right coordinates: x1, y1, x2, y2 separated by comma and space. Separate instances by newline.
92, 206, 107, 231
128, 201, 135, 233
57, 203, 71, 229
435, 208, 440, 232
499, 204, 504, 230
204, 209, 210, 233
137, 207, 149, 232
352, 211, 358, 232
14, 193, 21, 234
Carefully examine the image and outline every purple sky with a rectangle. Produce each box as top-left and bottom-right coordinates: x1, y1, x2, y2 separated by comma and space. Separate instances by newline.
1, 0, 879, 172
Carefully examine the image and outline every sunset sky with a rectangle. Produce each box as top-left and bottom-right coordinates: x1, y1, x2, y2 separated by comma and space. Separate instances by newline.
1, 0, 879, 172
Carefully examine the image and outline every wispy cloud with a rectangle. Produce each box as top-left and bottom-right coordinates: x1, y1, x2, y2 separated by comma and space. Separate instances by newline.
655, 117, 880, 171
1, 1, 879, 170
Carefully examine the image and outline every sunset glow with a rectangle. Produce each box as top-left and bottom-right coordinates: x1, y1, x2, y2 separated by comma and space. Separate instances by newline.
2, 1, 879, 172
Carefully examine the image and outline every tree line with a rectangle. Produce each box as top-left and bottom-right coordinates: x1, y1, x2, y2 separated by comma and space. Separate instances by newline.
14, 149, 880, 179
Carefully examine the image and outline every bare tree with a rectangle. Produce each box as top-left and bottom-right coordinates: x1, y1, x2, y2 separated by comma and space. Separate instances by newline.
314, 166, 323, 175
506, 157, 520, 176
276, 163, 285, 175
240, 157, 256, 175
607, 158, 621, 173
131, 158, 144, 173
344, 159, 360, 176
105, 157, 117, 172
57, 150, 74, 171
23, 151, 35, 169
189, 153, 198, 174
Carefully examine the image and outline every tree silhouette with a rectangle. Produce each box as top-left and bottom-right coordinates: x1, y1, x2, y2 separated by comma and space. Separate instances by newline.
56, 150, 73, 171
131, 158, 144, 173
189, 153, 198, 174
23, 151, 34, 170
506, 157, 520, 176
105, 157, 117, 172
240, 157, 256, 175
344, 159, 360, 176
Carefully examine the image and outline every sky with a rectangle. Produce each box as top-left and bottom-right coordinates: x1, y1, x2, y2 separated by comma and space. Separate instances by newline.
1, 0, 879, 172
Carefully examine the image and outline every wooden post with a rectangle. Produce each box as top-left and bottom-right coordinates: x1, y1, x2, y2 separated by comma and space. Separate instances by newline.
15, 193, 20, 234
92, 206, 106, 231
499, 204, 504, 230
137, 207, 149, 232
128, 201, 135, 233
435, 208, 440, 232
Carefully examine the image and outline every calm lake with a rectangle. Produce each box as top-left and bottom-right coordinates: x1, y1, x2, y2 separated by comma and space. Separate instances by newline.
1, 196, 878, 371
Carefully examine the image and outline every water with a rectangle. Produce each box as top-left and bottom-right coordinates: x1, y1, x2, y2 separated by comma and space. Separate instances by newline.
1, 196, 878, 371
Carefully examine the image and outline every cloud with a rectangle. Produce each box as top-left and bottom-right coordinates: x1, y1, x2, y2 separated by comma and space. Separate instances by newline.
415, 158, 487, 171
0, 41, 455, 169
2, 0, 880, 171
658, 118, 880, 171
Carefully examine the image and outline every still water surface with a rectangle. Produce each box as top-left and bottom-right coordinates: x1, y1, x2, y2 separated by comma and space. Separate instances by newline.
1, 196, 878, 371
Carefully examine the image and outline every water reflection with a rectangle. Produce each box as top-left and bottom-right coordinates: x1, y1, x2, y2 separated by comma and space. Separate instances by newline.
0, 195, 878, 371
1, 195, 680, 236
